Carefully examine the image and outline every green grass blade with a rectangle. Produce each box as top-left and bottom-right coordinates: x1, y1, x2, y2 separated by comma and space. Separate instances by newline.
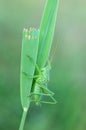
19, 110, 27, 130
20, 28, 39, 110
37, 0, 59, 68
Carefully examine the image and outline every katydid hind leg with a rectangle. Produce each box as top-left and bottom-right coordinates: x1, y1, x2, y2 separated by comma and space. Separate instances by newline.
28, 92, 57, 104
28, 92, 52, 97
30, 98, 57, 104
41, 92, 57, 104
39, 84, 55, 96
39, 100, 57, 104
30, 100, 57, 105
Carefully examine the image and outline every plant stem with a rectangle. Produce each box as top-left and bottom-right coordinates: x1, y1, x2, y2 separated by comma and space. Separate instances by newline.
19, 108, 28, 130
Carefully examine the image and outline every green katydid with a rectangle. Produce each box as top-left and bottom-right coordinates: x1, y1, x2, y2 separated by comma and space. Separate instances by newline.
25, 56, 57, 105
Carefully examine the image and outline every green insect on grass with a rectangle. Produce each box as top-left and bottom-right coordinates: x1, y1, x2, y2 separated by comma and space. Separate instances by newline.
19, 0, 59, 130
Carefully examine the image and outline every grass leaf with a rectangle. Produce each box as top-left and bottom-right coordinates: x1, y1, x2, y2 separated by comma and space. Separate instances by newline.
20, 28, 39, 110
37, 0, 59, 68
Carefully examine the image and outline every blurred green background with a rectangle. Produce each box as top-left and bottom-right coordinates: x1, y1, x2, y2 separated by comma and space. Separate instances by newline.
0, 0, 86, 130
